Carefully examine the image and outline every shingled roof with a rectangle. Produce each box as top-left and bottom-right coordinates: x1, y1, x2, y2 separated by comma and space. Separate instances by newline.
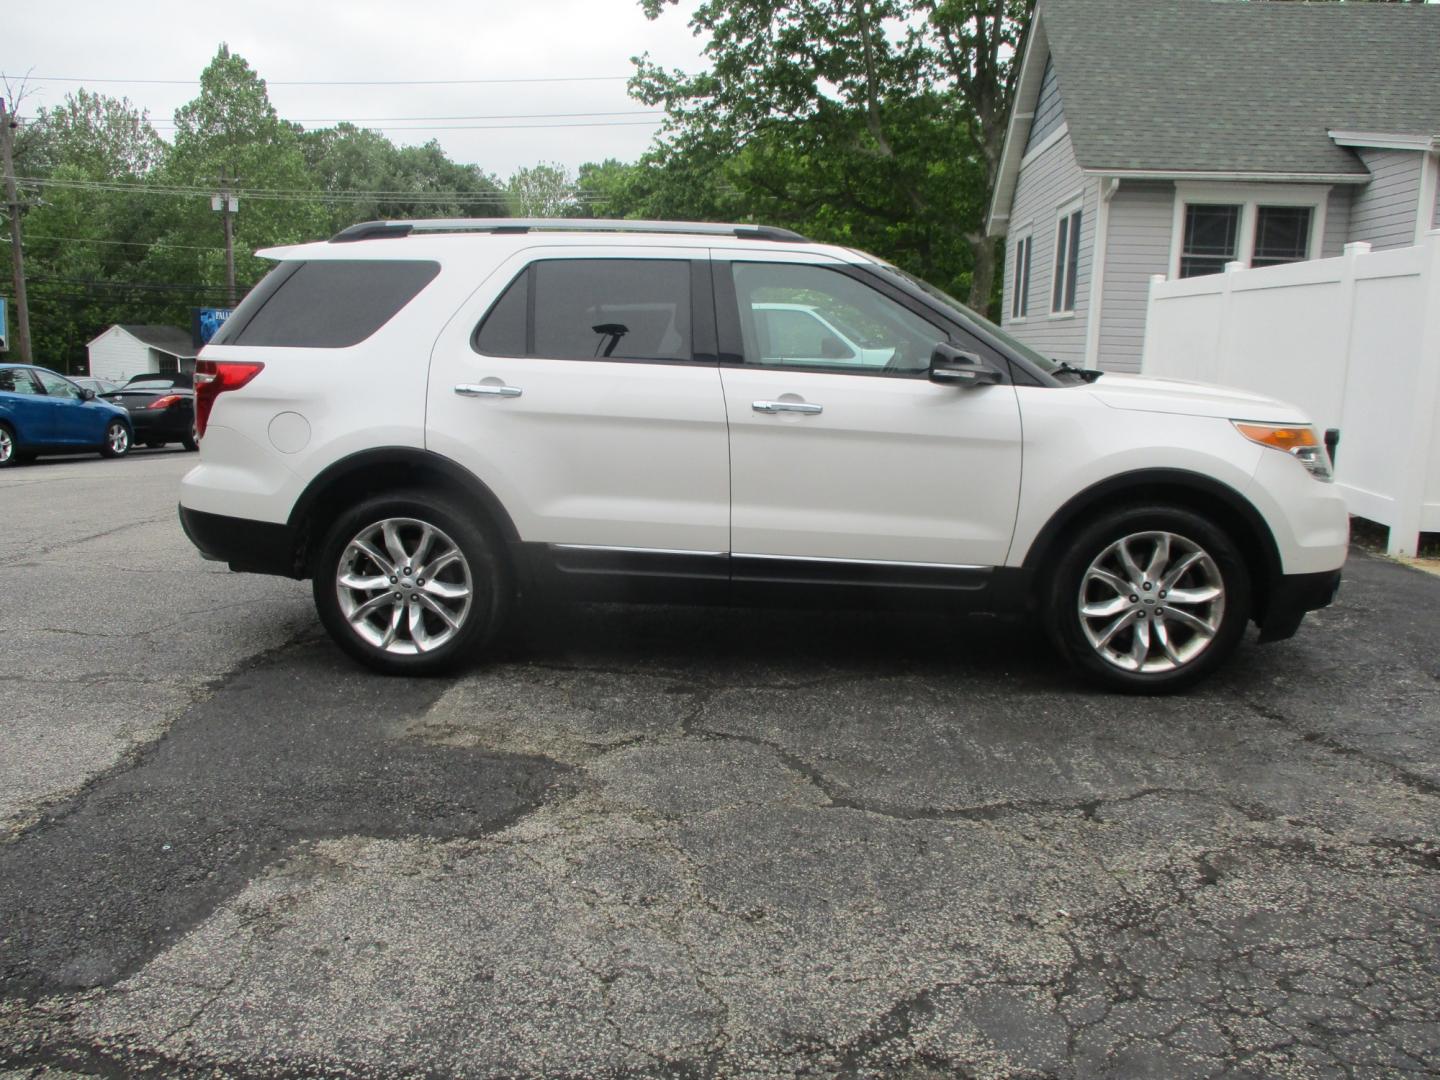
989, 0, 1440, 232
117, 325, 198, 359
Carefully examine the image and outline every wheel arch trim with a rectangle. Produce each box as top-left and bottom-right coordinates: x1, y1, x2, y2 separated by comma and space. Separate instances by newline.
288, 447, 521, 571
1018, 468, 1283, 590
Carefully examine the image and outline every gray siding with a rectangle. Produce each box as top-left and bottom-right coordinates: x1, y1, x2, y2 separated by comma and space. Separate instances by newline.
1322, 186, 1350, 257
1349, 148, 1423, 250
1025, 58, 1065, 152
1097, 182, 1174, 373
1433, 157, 1440, 229
1001, 128, 1093, 364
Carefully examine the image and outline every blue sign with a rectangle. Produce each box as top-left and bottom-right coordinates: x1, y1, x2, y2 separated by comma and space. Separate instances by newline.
0, 295, 8, 352
191, 306, 234, 348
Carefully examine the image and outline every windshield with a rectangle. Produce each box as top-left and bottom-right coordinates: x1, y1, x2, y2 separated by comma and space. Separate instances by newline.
869, 262, 1062, 375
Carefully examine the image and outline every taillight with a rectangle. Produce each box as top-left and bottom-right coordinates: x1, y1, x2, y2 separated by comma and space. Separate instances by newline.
194, 359, 264, 436
147, 394, 182, 410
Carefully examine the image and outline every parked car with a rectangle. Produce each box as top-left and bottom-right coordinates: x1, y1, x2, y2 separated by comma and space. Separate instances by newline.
0, 364, 133, 466
178, 218, 1347, 692
100, 373, 198, 451
70, 376, 122, 396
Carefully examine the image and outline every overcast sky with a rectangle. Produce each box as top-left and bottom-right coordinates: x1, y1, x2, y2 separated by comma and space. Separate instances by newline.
3, 0, 710, 179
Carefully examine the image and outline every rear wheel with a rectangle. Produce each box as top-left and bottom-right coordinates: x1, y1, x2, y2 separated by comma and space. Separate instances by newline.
0, 423, 17, 467
312, 492, 509, 675
1046, 505, 1251, 693
100, 420, 131, 459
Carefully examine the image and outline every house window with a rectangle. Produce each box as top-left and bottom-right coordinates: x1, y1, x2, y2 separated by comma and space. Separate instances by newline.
1010, 233, 1032, 319
1180, 204, 1242, 278
1052, 205, 1081, 314
1173, 185, 1327, 279
1251, 206, 1313, 268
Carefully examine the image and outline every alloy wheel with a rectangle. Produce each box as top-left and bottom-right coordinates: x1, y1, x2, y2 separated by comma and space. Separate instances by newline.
0, 427, 12, 464
1077, 530, 1226, 673
335, 517, 474, 655
108, 423, 129, 455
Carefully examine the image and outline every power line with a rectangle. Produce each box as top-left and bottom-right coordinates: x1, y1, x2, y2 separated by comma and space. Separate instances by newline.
15, 116, 663, 133
28, 275, 250, 291
144, 110, 664, 125
0, 233, 224, 250
9, 74, 634, 87
14, 176, 618, 205
21, 110, 665, 127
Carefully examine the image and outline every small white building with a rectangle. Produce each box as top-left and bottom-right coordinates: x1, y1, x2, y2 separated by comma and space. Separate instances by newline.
86, 325, 198, 383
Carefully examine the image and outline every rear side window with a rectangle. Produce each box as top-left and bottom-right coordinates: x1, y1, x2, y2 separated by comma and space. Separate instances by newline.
474, 259, 691, 361
0, 369, 42, 395
213, 260, 440, 348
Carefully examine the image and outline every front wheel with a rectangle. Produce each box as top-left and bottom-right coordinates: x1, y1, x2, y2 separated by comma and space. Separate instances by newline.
312, 492, 510, 675
182, 425, 199, 452
100, 420, 131, 459
0, 423, 18, 467
1046, 505, 1251, 693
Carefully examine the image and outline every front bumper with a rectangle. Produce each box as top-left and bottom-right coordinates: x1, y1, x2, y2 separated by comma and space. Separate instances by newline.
1256, 567, 1342, 643
179, 505, 301, 578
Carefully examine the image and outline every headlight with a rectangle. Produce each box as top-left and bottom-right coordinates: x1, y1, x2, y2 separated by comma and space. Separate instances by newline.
1233, 422, 1332, 482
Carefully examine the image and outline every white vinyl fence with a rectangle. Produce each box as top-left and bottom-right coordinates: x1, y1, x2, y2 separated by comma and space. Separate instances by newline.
1141, 230, 1440, 556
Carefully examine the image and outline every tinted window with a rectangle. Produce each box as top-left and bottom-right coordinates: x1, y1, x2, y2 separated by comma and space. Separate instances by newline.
474, 259, 691, 362
216, 260, 440, 348
474, 268, 528, 356
0, 369, 41, 395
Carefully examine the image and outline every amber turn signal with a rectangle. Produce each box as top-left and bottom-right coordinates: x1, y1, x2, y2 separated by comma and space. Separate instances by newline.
1232, 423, 1318, 451
1232, 423, 1332, 481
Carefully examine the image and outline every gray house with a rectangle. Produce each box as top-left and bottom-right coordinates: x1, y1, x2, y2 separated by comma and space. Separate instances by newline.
987, 0, 1440, 372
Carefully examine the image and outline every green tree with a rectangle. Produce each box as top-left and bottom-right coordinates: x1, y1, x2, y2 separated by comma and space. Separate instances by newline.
302, 126, 509, 230
505, 163, 579, 217
11, 91, 168, 370
143, 45, 328, 298
634, 0, 1033, 312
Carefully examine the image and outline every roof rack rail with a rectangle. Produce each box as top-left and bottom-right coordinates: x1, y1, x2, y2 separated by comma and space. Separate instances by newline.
329, 218, 810, 244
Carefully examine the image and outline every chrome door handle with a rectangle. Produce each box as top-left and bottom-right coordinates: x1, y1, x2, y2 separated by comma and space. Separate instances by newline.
752, 400, 822, 415
455, 383, 522, 398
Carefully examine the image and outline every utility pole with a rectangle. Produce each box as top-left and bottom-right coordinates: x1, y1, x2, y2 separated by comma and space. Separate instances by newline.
0, 94, 34, 363
212, 168, 238, 307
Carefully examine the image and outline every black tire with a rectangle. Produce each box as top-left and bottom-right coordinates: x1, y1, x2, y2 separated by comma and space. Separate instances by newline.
312, 491, 510, 676
182, 426, 199, 452
99, 420, 131, 459
0, 422, 17, 467
1045, 504, 1251, 694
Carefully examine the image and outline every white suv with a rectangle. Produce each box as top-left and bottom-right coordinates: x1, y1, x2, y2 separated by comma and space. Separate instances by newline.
179, 219, 1347, 691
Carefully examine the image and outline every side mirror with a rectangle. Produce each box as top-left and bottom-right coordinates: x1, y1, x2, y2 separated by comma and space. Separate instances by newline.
80, 388, 96, 401
929, 343, 1001, 387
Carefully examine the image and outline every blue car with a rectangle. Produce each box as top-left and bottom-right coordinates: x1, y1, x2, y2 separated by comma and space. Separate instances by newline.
0, 364, 134, 467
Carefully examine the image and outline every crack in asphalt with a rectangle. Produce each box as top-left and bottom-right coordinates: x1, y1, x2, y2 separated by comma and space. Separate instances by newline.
1245, 699, 1440, 798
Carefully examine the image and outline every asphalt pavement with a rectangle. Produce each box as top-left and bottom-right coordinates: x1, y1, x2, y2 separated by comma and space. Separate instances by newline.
1, 450, 1437, 1078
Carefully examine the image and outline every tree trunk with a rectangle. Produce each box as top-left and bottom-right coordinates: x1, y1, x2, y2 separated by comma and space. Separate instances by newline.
968, 232, 998, 319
